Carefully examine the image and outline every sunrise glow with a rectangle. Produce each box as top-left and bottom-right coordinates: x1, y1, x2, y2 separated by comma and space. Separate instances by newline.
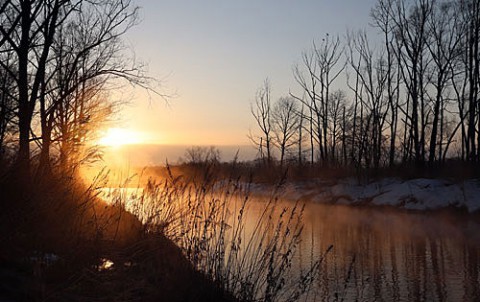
97, 128, 144, 147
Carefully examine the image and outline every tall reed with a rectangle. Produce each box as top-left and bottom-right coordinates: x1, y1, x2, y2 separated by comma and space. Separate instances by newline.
105, 165, 326, 302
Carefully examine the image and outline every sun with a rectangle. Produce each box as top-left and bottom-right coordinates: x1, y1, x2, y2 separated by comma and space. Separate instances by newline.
97, 128, 144, 147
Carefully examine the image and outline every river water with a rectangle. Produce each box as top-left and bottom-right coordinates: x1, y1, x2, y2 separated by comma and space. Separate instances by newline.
102, 187, 480, 301
247, 201, 480, 301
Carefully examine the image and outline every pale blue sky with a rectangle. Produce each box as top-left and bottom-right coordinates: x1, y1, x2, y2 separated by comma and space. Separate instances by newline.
121, 0, 379, 146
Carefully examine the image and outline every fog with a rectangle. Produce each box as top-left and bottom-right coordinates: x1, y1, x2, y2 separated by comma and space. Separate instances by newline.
244, 200, 480, 301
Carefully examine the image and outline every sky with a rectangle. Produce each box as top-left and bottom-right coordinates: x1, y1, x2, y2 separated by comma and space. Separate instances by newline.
117, 0, 379, 148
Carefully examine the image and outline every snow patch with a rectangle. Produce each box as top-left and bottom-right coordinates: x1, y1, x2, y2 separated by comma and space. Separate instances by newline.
246, 178, 480, 213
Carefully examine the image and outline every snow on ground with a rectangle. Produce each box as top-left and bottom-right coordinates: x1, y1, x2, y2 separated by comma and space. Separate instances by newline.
246, 178, 480, 213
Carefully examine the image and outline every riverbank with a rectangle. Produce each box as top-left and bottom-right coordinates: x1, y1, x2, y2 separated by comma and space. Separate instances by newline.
247, 177, 480, 213
110, 164, 480, 214
0, 172, 235, 302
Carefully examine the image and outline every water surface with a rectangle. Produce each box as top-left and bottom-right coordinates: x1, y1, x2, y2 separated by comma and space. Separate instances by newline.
102, 187, 480, 301
246, 201, 480, 301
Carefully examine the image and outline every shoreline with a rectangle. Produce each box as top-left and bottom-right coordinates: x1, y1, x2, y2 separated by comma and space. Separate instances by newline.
244, 177, 480, 214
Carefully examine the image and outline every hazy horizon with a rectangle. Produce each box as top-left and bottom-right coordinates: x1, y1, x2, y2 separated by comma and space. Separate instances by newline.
101, 143, 258, 167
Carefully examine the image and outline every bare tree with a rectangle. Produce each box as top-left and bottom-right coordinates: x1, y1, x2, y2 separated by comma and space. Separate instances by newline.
272, 96, 299, 168
38, 0, 143, 174
296, 103, 306, 166
314, 34, 345, 163
292, 35, 344, 165
391, 0, 434, 164
0, 0, 152, 177
425, 1, 463, 163
184, 146, 221, 165
459, 0, 480, 161
250, 79, 273, 165
347, 30, 391, 169
0, 1, 83, 174
241, 0, 480, 170
0, 53, 16, 156
292, 51, 320, 164
327, 90, 347, 164
371, 0, 401, 166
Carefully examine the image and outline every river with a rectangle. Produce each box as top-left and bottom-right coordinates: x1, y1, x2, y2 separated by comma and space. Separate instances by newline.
246, 201, 480, 301
102, 187, 480, 301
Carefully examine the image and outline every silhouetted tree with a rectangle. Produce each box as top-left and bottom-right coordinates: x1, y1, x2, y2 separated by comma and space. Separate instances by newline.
0, 0, 79, 174
292, 51, 321, 164
328, 90, 347, 165
393, 0, 434, 164
0, 0, 150, 177
39, 0, 142, 174
425, 1, 463, 164
0, 53, 16, 157
244, 0, 480, 171
184, 146, 221, 165
292, 35, 344, 165
272, 96, 300, 168
460, 0, 480, 162
371, 0, 401, 167
347, 30, 390, 169
250, 79, 273, 165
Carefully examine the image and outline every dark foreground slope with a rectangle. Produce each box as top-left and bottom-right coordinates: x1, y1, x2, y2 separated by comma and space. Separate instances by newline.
0, 171, 234, 302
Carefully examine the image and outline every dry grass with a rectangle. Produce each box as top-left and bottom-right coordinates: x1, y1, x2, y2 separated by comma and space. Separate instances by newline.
1, 156, 331, 301
0, 165, 236, 301
110, 165, 326, 302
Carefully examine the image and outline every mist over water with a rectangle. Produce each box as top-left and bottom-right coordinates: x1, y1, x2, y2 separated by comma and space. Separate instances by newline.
101, 184, 480, 301
244, 201, 480, 301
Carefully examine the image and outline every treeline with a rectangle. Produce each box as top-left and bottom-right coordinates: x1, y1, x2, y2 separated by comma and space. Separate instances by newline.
0, 0, 149, 178
251, 0, 480, 170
